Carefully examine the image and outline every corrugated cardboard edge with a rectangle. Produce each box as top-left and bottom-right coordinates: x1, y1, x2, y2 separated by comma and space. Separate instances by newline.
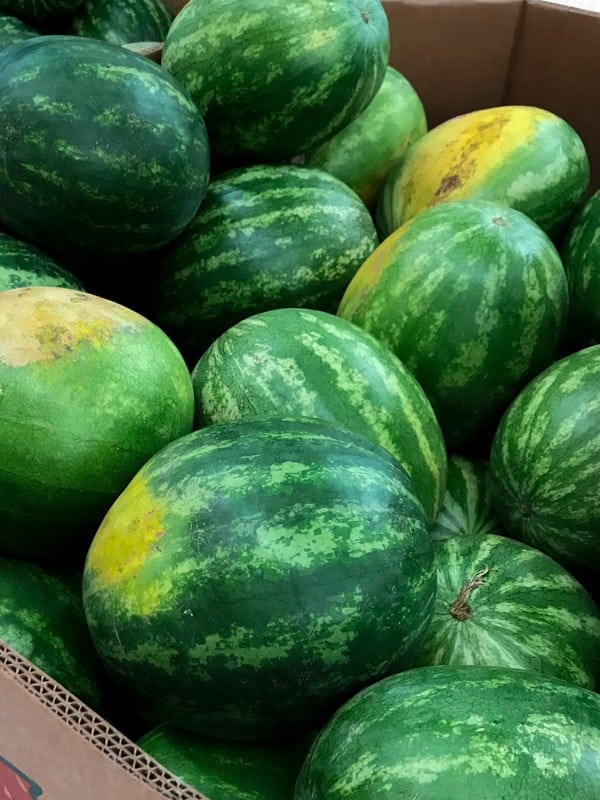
0, 643, 206, 800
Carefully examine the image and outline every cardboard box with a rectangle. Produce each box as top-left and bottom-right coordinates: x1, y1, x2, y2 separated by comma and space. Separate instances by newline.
2, 1, 599, 797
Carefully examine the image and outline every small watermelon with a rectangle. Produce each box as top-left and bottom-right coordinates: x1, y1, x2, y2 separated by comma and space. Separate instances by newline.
414, 533, 600, 689
561, 189, 600, 346
0, 557, 104, 709
338, 200, 568, 446
377, 105, 589, 240
0, 231, 84, 292
192, 308, 447, 524
0, 286, 194, 559
306, 66, 427, 209
162, 0, 389, 159
83, 418, 436, 740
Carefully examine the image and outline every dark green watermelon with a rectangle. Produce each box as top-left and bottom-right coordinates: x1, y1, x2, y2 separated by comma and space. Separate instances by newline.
414, 533, 600, 689
139, 725, 314, 800
561, 189, 600, 346
151, 165, 379, 362
162, 0, 389, 160
0, 0, 82, 22
69, 0, 171, 45
0, 13, 38, 50
0, 286, 194, 559
0, 36, 209, 257
0, 557, 103, 709
0, 231, 84, 291
295, 665, 600, 799
491, 345, 600, 576
83, 418, 436, 740
192, 308, 447, 524
338, 200, 568, 446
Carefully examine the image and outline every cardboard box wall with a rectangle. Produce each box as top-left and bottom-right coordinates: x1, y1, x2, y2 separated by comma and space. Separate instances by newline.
1, 1, 599, 797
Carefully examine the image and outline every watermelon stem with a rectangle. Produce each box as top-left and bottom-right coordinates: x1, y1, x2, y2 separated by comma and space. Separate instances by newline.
449, 566, 492, 621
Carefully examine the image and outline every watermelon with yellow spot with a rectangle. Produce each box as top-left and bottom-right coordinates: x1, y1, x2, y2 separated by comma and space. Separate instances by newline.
306, 66, 427, 209
377, 105, 589, 240
338, 200, 568, 446
0, 286, 194, 560
82, 417, 436, 740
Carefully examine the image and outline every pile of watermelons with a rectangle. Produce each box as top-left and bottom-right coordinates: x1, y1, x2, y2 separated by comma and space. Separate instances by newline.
1, 0, 600, 797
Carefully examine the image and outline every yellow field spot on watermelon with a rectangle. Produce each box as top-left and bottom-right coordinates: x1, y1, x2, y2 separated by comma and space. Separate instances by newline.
393, 106, 552, 224
338, 226, 404, 318
86, 473, 171, 614
0, 286, 145, 367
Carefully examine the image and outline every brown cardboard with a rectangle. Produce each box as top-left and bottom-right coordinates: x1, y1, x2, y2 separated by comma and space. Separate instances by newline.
3, 1, 600, 796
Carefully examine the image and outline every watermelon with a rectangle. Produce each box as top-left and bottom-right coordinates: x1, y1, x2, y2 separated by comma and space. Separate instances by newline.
0, 557, 103, 709
561, 189, 600, 346
192, 308, 447, 524
69, 0, 171, 45
0, 286, 194, 560
151, 165, 379, 362
295, 665, 600, 799
83, 417, 436, 740
377, 105, 589, 240
0, 231, 84, 292
162, 0, 389, 160
139, 725, 314, 800
0, 36, 209, 257
491, 345, 600, 576
413, 533, 600, 689
0, 0, 81, 21
306, 66, 427, 209
0, 13, 37, 50
432, 455, 501, 540
338, 200, 568, 446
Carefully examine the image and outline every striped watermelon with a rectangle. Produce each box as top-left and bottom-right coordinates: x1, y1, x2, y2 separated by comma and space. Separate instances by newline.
413, 533, 600, 689
162, 0, 389, 159
0, 13, 37, 50
192, 308, 447, 523
0, 0, 81, 21
338, 200, 568, 446
306, 66, 427, 209
139, 725, 314, 800
151, 165, 379, 362
491, 345, 600, 577
69, 0, 171, 45
0, 287, 194, 559
295, 665, 600, 799
0, 556, 104, 709
432, 455, 501, 540
0, 231, 84, 292
377, 105, 589, 240
0, 36, 209, 257
83, 418, 436, 740
561, 189, 600, 346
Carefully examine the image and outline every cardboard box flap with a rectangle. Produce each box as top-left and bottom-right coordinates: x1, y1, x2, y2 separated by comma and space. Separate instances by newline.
0, 643, 205, 800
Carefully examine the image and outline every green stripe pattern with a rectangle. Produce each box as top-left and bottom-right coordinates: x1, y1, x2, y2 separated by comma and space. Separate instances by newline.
83, 418, 436, 740
491, 345, 600, 576
413, 533, 600, 688
0, 13, 37, 51
0, 36, 209, 257
192, 308, 447, 523
162, 0, 389, 159
0, 0, 82, 21
338, 200, 568, 446
69, 0, 172, 45
0, 231, 84, 291
561, 189, 600, 346
295, 665, 600, 799
152, 164, 379, 362
139, 725, 313, 800
306, 66, 427, 209
0, 556, 103, 709
432, 455, 500, 540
